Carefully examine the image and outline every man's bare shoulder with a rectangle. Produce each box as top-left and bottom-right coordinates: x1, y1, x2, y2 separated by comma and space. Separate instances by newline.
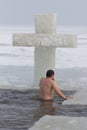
40, 77, 46, 81
51, 79, 58, 87
39, 77, 46, 83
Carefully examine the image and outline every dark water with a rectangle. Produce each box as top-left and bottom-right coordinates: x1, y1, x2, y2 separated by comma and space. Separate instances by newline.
0, 89, 87, 130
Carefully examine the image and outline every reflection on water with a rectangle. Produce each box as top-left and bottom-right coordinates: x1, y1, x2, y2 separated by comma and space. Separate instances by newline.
0, 89, 86, 130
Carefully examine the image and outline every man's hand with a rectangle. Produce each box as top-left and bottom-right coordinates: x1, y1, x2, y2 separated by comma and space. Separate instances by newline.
64, 96, 73, 100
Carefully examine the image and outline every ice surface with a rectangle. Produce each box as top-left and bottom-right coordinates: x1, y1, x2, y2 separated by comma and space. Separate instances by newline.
28, 115, 87, 130
63, 89, 87, 105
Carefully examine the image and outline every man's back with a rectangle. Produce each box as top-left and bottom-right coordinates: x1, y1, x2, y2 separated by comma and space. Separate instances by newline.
39, 78, 54, 100
39, 70, 72, 101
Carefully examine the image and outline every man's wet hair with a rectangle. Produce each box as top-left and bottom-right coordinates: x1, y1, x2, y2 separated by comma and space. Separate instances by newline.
46, 70, 54, 77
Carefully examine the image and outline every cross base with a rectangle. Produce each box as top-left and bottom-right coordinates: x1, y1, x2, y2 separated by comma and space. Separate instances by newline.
34, 46, 55, 86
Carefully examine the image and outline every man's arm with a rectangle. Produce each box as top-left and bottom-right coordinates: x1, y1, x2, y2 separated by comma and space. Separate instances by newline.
52, 80, 69, 99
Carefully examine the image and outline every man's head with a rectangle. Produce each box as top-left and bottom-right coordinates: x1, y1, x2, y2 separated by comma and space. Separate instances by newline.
46, 70, 55, 80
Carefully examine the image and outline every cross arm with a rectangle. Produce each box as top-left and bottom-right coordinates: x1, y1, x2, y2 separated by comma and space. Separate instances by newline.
13, 33, 77, 48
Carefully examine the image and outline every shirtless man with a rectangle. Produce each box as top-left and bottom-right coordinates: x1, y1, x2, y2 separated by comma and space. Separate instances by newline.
39, 69, 71, 100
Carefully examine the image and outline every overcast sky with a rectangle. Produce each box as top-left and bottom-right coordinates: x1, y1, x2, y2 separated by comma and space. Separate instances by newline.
0, 0, 87, 26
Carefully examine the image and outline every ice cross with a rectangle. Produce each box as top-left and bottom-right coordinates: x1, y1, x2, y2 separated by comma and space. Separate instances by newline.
13, 14, 77, 87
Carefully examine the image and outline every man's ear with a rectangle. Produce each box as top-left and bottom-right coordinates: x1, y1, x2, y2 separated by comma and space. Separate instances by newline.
52, 75, 55, 80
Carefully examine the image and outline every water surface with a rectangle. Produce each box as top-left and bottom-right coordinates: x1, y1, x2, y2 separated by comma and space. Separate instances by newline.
0, 89, 87, 130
